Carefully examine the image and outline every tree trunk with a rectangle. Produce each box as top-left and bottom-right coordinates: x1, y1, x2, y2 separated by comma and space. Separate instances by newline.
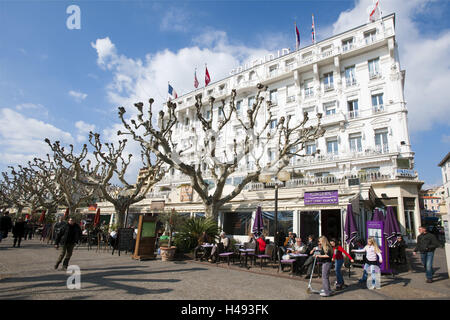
114, 207, 127, 229
204, 203, 220, 222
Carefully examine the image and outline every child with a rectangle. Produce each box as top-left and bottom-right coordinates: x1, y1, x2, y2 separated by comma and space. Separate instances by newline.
352, 237, 383, 289
315, 236, 334, 297
330, 239, 354, 290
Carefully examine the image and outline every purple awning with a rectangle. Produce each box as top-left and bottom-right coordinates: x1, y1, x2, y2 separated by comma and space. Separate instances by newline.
252, 206, 264, 236
384, 206, 401, 247
344, 204, 358, 245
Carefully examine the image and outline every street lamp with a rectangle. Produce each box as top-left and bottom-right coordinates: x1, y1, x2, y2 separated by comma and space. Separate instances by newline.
258, 170, 291, 252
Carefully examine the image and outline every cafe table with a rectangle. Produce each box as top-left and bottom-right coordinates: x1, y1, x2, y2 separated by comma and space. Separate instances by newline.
288, 253, 308, 274
239, 248, 255, 269
200, 243, 214, 261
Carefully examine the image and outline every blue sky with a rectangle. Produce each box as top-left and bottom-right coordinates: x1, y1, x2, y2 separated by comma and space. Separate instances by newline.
0, 0, 449, 187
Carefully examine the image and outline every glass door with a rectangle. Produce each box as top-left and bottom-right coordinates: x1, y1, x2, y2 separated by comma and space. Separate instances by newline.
300, 211, 320, 241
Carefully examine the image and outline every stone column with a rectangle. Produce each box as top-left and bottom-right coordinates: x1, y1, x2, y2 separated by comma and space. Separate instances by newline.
397, 196, 406, 236
414, 196, 421, 240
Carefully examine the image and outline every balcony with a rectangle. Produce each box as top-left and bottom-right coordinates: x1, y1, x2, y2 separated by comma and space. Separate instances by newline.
372, 105, 385, 114
347, 110, 360, 119
345, 79, 357, 88
369, 71, 382, 80
342, 43, 354, 52
286, 96, 296, 103
324, 84, 334, 92
304, 89, 314, 99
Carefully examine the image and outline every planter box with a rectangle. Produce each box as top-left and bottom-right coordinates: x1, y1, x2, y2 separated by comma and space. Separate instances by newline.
160, 246, 177, 261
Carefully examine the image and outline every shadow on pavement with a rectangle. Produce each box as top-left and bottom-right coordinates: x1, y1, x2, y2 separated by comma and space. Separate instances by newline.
0, 264, 195, 298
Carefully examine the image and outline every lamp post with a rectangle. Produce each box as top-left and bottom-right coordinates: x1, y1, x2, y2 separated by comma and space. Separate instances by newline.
258, 170, 291, 254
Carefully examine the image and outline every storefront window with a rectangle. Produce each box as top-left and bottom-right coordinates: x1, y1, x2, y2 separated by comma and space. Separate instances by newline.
223, 212, 252, 235
262, 211, 293, 236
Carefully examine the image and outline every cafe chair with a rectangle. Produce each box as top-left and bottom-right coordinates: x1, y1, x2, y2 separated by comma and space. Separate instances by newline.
278, 247, 296, 276
239, 242, 256, 268
255, 244, 275, 269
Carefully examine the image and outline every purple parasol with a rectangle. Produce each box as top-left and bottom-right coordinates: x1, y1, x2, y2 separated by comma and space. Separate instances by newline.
384, 206, 401, 247
372, 208, 385, 222
252, 206, 264, 236
344, 204, 358, 246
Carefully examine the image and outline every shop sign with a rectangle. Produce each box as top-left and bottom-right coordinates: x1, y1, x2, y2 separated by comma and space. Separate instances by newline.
304, 190, 338, 205
180, 185, 193, 202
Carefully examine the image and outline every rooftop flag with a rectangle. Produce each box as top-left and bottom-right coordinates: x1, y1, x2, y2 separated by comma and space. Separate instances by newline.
168, 83, 177, 101
194, 69, 199, 88
205, 65, 211, 86
369, 0, 381, 22
295, 22, 300, 50
311, 14, 316, 44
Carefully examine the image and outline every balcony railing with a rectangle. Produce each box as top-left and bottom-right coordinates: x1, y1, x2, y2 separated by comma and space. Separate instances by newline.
324, 84, 334, 92
346, 79, 357, 87
286, 96, 296, 103
348, 110, 360, 119
369, 71, 382, 80
372, 105, 384, 114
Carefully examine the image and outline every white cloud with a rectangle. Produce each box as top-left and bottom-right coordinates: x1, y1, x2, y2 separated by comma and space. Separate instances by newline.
0, 108, 74, 167
68, 90, 88, 102
75, 120, 96, 143
330, 0, 450, 132
442, 134, 450, 144
160, 7, 191, 32
15, 103, 49, 119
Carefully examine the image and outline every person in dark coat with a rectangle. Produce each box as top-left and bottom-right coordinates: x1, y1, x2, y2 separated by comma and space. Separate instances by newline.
53, 216, 66, 242
391, 235, 407, 265
12, 217, 26, 247
413, 226, 442, 283
12, 218, 25, 248
0, 211, 13, 239
54, 218, 82, 270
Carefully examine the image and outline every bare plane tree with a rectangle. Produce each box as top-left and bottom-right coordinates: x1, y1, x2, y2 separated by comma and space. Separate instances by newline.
45, 132, 165, 227
118, 83, 325, 220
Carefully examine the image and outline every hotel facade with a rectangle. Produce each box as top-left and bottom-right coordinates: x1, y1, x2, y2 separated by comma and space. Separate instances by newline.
98, 14, 423, 244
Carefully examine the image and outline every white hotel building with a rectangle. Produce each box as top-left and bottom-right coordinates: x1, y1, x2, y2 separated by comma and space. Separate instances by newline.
102, 14, 424, 243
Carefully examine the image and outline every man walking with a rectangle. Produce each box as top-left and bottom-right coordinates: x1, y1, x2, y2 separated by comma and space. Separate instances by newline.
413, 226, 442, 283
12, 217, 25, 247
54, 218, 81, 270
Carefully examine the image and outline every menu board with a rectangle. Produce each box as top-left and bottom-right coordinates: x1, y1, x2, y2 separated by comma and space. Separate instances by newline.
117, 228, 134, 254
141, 221, 156, 238
132, 215, 157, 261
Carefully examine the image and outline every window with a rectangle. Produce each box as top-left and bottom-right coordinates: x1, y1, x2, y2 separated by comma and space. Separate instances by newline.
285, 58, 295, 70
349, 133, 362, 152
347, 99, 359, 118
270, 89, 278, 105
364, 30, 377, 44
248, 96, 255, 108
326, 138, 338, 154
218, 106, 224, 119
204, 110, 211, 120
368, 58, 380, 79
236, 100, 242, 115
249, 71, 256, 80
270, 119, 278, 130
345, 66, 356, 86
324, 102, 336, 116
303, 106, 315, 117
372, 93, 384, 112
342, 38, 354, 52
304, 79, 314, 98
323, 72, 334, 91
286, 84, 295, 103
269, 64, 278, 76
375, 128, 389, 153
185, 117, 190, 126
268, 149, 275, 162
306, 142, 316, 155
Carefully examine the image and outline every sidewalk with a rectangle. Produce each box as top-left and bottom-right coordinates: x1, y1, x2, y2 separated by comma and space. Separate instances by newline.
0, 237, 449, 300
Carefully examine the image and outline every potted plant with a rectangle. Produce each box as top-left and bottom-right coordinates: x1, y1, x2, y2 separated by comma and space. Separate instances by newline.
157, 209, 187, 261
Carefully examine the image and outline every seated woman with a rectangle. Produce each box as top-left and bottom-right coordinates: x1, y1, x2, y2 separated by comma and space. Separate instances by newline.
209, 232, 231, 262
256, 234, 267, 254
194, 231, 211, 261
